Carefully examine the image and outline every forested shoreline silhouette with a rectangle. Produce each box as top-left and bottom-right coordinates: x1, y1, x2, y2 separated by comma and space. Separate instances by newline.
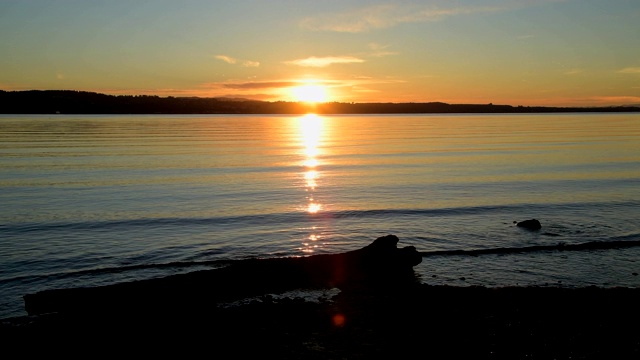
1, 90, 638, 114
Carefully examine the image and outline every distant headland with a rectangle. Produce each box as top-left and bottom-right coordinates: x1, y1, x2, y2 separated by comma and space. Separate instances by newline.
1, 90, 639, 115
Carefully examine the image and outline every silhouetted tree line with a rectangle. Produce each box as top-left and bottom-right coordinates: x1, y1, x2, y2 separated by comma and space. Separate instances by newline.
1, 90, 638, 114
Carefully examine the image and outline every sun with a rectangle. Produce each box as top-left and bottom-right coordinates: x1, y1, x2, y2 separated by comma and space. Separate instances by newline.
292, 83, 328, 103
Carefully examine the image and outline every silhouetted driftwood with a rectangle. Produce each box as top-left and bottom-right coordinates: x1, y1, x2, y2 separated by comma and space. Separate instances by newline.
23, 234, 421, 316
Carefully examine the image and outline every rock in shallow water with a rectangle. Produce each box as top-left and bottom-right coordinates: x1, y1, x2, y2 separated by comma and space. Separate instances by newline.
516, 218, 542, 230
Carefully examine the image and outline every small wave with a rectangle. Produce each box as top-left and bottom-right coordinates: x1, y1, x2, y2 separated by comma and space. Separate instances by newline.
78, 258, 235, 275
2, 200, 638, 234
37, 238, 640, 281
609, 233, 640, 242
420, 239, 640, 257
1, 259, 235, 286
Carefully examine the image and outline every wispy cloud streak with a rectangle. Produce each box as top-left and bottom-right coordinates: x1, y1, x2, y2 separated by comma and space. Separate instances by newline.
367, 43, 398, 57
300, 3, 504, 33
215, 55, 237, 64
222, 81, 298, 89
215, 55, 260, 67
618, 67, 640, 74
564, 69, 582, 75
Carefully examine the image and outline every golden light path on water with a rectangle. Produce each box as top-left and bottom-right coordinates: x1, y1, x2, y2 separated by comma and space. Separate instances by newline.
298, 113, 324, 253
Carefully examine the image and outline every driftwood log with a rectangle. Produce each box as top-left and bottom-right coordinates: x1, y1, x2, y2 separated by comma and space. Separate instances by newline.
23, 234, 421, 316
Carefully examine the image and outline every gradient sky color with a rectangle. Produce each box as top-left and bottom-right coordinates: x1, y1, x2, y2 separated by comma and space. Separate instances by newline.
1, 0, 639, 106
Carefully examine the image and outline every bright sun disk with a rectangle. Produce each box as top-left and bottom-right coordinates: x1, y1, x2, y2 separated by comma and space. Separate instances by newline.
293, 84, 328, 103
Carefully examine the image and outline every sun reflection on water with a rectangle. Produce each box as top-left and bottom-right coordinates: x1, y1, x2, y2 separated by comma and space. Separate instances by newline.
307, 202, 321, 213
298, 114, 325, 253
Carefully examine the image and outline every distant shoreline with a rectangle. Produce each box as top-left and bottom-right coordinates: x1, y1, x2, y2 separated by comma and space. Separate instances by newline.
2, 90, 639, 115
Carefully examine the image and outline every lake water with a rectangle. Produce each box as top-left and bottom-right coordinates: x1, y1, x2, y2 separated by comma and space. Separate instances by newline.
1, 113, 639, 319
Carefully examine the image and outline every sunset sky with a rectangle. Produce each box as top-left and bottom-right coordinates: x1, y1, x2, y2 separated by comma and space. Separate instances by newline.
1, 0, 639, 106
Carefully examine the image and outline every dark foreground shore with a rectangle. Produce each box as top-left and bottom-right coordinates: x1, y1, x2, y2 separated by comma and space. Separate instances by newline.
2, 235, 639, 358
3, 284, 640, 359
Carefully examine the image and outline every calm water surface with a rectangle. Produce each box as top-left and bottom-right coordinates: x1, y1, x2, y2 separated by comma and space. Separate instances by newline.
1, 113, 639, 319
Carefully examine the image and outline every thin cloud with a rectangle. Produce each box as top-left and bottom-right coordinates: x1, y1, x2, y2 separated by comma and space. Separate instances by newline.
223, 81, 298, 90
95, 87, 208, 97
85, 86, 281, 100
564, 69, 582, 75
618, 67, 640, 74
223, 79, 340, 90
367, 43, 398, 57
345, 76, 406, 85
588, 95, 640, 105
332, 76, 406, 97
95, 76, 408, 101
300, 3, 504, 33
215, 55, 237, 64
201, 79, 343, 101
242, 60, 260, 67
215, 55, 260, 67
284, 56, 365, 67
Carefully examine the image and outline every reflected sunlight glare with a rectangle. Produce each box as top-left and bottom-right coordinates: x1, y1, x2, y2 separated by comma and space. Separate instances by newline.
301, 114, 322, 159
307, 202, 321, 213
299, 114, 323, 213
296, 114, 326, 253
305, 170, 318, 189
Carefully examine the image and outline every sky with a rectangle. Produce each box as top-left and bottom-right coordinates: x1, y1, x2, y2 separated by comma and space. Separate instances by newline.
1, 0, 639, 106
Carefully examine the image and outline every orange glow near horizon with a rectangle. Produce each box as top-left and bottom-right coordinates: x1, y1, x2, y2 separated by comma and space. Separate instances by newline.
4, 2, 638, 109
291, 81, 329, 103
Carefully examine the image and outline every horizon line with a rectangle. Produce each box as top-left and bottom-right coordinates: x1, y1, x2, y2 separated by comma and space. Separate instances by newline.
3, 89, 640, 109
